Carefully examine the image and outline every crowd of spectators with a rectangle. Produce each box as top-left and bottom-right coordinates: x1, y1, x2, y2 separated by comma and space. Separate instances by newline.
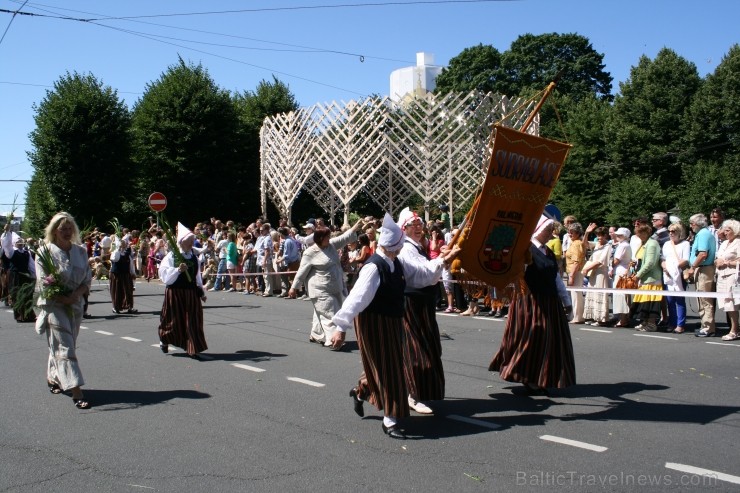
3, 206, 738, 341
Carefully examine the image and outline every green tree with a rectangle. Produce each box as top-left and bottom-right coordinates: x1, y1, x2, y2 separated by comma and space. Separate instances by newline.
27, 71, 132, 228
604, 175, 669, 226
550, 94, 613, 223
131, 59, 246, 224
604, 48, 702, 190
498, 33, 613, 102
23, 174, 57, 237
234, 76, 300, 219
678, 44, 740, 217
434, 44, 502, 95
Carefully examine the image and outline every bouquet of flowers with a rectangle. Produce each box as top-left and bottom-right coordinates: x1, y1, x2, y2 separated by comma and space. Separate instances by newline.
36, 245, 74, 318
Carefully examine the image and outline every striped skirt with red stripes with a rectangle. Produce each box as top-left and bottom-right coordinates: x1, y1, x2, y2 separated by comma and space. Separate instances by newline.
489, 291, 576, 389
402, 294, 445, 401
109, 272, 134, 312
159, 287, 207, 356
355, 311, 409, 419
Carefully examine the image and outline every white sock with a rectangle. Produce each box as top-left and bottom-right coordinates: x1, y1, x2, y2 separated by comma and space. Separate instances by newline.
383, 416, 397, 428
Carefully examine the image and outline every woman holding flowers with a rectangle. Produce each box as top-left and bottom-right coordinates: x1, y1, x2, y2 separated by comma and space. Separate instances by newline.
158, 223, 208, 358
35, 212, 92, 409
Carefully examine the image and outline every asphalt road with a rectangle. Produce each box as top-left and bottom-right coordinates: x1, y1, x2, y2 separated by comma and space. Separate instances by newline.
1, 279, 739, 492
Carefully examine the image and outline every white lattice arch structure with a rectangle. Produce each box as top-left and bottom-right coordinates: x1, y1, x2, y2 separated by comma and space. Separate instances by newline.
260, 91, 538, 225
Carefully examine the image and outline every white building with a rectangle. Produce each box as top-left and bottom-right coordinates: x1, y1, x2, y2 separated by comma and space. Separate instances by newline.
389, 52, 443, 102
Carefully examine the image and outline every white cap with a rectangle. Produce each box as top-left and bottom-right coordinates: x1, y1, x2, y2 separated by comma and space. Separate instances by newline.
378, 213, 405, 251
177, 222, 195, 244
532, 215, 554, 238
615, 227, 631, 239
396, 207, 422, 229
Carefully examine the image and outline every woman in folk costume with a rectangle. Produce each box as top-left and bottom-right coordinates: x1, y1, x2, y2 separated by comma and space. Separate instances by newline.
35, 212, 92, 409
331, 214, 410, 439
395, 207, 447, 414
332, 214, 459, 439
158, 223, 208, 358
489, 215, 576, 395
1, 225, 37, 322
109, 238, 137, 314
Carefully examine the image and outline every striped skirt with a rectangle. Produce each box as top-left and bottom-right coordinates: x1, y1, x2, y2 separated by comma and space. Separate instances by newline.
159, 286, 207, 356
403, 294, 445, 401
355, 311, 409, 419
109, 271, 134, 312
489, 291, 576, 389
8, 270, 36, 322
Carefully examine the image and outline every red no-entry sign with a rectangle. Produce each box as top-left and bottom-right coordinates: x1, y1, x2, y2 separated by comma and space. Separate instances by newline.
148, 192, 167, 212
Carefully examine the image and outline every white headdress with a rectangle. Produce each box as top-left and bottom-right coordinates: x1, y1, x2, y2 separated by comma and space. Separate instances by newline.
532, 214, 554, 239
396, 207, 421, 229
378, 213, 405, 251
177, 222, 195, 244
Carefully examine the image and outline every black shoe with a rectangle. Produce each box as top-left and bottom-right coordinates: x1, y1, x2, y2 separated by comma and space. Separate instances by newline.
159, 342, 168, 353
82, 313, 92, 319
349, 388, 364, 417
382, 423, 406, 439
523, 384, 549, 396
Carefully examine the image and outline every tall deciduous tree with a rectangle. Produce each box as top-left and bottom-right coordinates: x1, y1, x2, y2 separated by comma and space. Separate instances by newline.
234, 76, 299, 219
131, 59, 246, 224
22, 174, 57, 237
434, 44, 502, 95
605, 48, 702, 192
26, 71, 131, 229
550, 94, 613, 223
677, 44, 740, 217
499, 33, 613, 102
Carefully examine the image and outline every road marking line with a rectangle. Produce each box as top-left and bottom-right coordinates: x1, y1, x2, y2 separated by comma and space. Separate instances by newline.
287, 376, 325, 387
706, 342, 740, 348
634, 334, 677, 340
539, 435, 607, 452
447, 414, 501, 430
665, 462, 740, 485
121, 336, 142, 342
80, 326, 89, 330
579, 328, 612, 333
5, 309, 13, 313
231, 363, 266, 373
95, 330, 114, 336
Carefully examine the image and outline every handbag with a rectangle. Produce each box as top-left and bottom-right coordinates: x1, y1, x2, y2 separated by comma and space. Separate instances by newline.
616, 275, 638, 289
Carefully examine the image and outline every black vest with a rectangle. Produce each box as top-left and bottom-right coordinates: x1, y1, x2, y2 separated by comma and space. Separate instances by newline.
403, 240, 438, 299
364, 254, 406, 318
8, 249, 31, 274
526, 244, 559, 296
170, 253, 199, 289
110, 248, 131, 275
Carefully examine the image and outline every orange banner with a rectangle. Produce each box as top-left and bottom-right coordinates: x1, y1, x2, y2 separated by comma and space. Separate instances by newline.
458, 124, 571, 288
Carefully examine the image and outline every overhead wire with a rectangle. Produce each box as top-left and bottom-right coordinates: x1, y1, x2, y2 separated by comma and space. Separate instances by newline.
2, 0, 434, 97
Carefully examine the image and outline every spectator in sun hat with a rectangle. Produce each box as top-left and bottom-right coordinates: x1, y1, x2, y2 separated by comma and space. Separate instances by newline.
296, 219, 316, 247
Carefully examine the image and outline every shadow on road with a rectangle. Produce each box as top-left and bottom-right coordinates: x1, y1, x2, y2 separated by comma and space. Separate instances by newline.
83, 388, 210, 411
172, 349, 288, 363
400, 381, 740, 439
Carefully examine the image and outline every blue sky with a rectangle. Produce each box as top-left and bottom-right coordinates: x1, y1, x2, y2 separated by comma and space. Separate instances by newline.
1, 0, 738, 216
